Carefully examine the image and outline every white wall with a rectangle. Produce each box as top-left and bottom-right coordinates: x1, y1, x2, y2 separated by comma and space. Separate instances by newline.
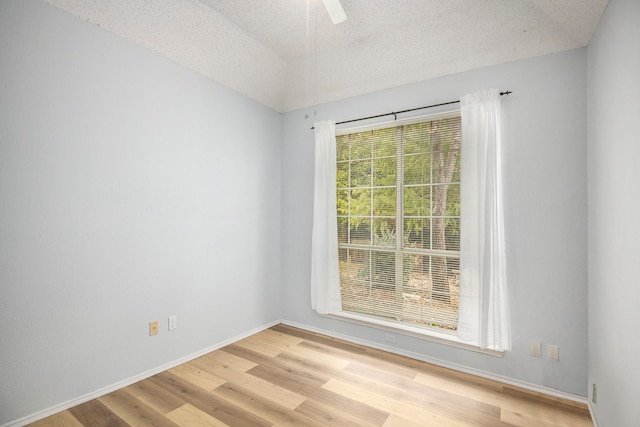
587, 0, 640, 425
0, 1, 281, 424
282, 49, 588, 396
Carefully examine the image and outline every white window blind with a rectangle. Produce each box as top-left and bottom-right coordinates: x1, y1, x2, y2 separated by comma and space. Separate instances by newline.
336, 112, 461, 331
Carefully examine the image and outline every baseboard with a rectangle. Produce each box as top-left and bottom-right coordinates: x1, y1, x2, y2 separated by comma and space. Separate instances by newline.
2, 319, 281, 427
281, 319, 591, 408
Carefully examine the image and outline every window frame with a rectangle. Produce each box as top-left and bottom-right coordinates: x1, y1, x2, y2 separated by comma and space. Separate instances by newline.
330, 110, 500, 355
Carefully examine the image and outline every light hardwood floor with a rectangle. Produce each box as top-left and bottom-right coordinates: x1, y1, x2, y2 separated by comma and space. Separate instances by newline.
29, 324, 593, 426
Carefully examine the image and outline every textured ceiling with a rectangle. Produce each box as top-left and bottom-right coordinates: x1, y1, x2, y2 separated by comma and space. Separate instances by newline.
45, 0, 608, 112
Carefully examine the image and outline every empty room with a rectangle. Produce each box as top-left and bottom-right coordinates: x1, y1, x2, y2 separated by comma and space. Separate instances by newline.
1, 0, 638, 426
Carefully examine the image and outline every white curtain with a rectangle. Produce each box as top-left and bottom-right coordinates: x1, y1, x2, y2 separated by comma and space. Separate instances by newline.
310, 121, 342, 314
458, 89, 511, 351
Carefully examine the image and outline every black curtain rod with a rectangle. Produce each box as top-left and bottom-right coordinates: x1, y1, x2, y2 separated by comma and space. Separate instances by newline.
310, 91, 512, 130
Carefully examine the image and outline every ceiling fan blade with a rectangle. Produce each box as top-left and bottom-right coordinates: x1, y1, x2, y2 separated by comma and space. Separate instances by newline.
322, 0, 347, 24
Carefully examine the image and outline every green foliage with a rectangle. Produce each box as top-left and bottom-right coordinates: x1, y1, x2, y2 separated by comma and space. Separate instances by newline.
337, 117, 461, 253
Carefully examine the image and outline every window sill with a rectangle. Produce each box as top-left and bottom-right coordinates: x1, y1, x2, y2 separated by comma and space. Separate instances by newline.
321, 311, 504, 357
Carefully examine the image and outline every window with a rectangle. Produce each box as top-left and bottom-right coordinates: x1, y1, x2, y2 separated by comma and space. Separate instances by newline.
336, 112, 461, 332
312, 90, 508, 351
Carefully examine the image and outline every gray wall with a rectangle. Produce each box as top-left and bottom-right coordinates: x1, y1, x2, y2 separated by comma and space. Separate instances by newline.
587, 0, 640, 425
0, 1, 281, 424
282, 49, 588, 396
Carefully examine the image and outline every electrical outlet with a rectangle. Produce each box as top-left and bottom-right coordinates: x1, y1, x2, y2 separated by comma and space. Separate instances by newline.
149, 320, 159, 336
592, 383, 598, 404
529, 341, 541, 358
547, 344, 559, 362
168, 315, 177, 331
385, 333, 396, 343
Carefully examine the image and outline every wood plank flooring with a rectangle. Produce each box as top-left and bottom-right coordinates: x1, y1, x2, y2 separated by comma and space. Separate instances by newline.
29, 324, 593, 426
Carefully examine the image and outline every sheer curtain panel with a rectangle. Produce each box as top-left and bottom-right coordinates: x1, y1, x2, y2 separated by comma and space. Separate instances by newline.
310, 120, 342, 314
458, 89, 511, 351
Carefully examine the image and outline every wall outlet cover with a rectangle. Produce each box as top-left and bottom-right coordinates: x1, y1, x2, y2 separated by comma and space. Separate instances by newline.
149, 320, 159, 336
530, 341, 541, 358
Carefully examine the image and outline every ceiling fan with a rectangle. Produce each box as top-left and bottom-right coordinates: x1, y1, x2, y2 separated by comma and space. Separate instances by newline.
321, 0, 347, 24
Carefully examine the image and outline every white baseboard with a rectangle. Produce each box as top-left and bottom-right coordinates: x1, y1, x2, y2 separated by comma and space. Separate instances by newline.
281, 319, 591, 407
2, 320, 281, 427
